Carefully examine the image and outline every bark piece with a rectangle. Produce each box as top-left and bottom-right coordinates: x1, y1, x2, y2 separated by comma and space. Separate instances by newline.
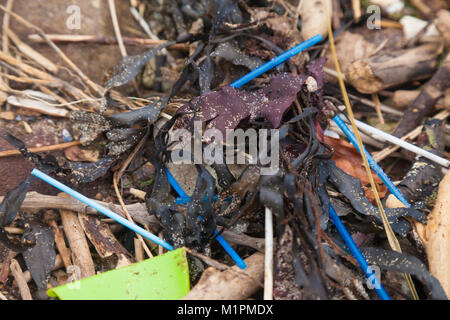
346, 43, 442, 94
182, 253, 264, 300
58, 195, 95, 279
434, 10, 450, 47
78, 213, 134, 269
419, 171, 450, 297
393, 53, 450, 136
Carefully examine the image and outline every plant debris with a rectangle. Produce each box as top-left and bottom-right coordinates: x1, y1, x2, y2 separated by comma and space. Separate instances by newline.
0, 0, 449, 301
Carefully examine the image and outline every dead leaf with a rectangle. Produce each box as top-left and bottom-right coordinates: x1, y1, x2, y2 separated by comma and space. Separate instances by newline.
64, 146, 100, 162
324, 136, 387, 201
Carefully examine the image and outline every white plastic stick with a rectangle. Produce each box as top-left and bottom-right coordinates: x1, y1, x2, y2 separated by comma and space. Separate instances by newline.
338, 115, 450, 167
264, 207, 273, 300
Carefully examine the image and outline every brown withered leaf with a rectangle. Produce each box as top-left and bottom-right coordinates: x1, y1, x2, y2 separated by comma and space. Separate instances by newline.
324, 136, 387, 202
64, 146, 100, 163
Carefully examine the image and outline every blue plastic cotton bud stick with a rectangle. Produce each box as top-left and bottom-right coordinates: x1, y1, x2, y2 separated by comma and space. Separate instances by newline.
329, 205, 391, 300
333, 115, 410, 207
31, 169, 174, 251
230, 34, 323, 89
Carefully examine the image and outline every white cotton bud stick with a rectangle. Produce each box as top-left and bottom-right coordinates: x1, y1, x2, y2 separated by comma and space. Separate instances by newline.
337, 115, 450, 167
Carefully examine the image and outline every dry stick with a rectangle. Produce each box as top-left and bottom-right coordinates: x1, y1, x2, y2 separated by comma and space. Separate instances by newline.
322, 0, 419, 300
1, 0, 13, 53
1, 0, 14, 88
0, 141, 81, 158
323, 67, 403, 117
58, 194, 95, 279
108, 0, 127, 57
49, 220, 73, 270
0, 49, 95, 105
113, 135, 153, 258
0, 192, 159, 230
0, 5, 103, 96
10, 259, 32, 300
351, 0, 361, 21
0, 292, 7, 300
393, 53, 450, 137
221, 230, 265, 253
6, 29, 58, 73
373, 110, 450, 162
0, 73, 59, 86
0, 50, 52, 80
372, 93, 385, 124
134, 238, 144, 262
0, 252, 13, 284
107, 0, 141, 95
130, 6, 176, 67
27, 34, 188, 51
416, 171, 450, 297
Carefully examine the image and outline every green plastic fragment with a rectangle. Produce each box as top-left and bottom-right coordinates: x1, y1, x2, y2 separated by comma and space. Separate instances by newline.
47, 248, 190, 300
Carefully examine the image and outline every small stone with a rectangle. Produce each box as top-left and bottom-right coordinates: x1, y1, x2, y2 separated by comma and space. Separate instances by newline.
62, 128, 73, 142
305, 76, 318, 92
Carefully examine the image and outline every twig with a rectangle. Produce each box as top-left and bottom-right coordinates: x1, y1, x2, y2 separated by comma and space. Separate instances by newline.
351, 0, 361, 21
134, 238, 144, 262
338, 115, 450, 167
6, 29, 58, 73
0, 292, 7, 300
108, 0, 127, 57
1, 0, 14, 87
129, 6, 176, 66
113, 130, 154, 258
221, 230, 265, 252
49, 220, 72, 270
372, 110, 450, 162
58, 194, 96, 279
1, 0, 13, 53
264, 207, 273, 300
10, 259, 32, 300
371, 93, 385, 124
0, 251, 13, 283
0, 191, 160, 230
0, 5, 103, 96
27, 34, 188, 50
0, 141, 81, 158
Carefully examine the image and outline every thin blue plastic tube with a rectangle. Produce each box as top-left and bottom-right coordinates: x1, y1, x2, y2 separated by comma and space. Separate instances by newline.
230, 34, 323, 89
31, 168, 174, 251
329, 205, 391, 300
165, 168, 247, 269
333, 115, 410, 207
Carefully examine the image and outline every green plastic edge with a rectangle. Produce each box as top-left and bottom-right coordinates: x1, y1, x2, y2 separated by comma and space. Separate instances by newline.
47, 248, 190, 300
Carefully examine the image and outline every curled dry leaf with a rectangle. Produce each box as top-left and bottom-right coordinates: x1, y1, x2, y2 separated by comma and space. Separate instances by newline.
64, 146, 100, 162
324, 135, 387, 201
